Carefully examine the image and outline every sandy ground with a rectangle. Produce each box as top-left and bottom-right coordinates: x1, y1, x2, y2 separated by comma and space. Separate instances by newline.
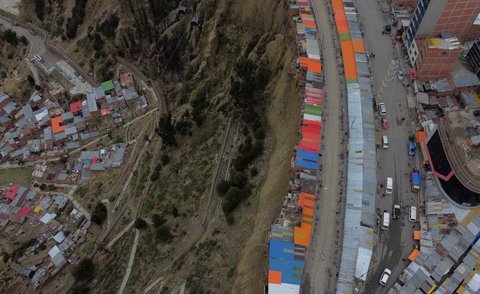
234, 45, 302, 293
0, 0, 20, 15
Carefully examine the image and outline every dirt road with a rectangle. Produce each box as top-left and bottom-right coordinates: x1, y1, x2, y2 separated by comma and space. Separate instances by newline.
302, 0, 344, 293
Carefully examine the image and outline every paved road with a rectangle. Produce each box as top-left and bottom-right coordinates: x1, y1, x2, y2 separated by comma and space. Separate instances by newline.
0, 15, 95, 85
354, 1, 419, 292
302, 0, 344, 293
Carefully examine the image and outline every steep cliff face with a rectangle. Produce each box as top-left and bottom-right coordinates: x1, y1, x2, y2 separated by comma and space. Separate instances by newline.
19, 0, 298, 292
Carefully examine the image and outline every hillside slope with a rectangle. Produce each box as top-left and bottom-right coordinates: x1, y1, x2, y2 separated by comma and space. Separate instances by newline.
15, 0, 300, 292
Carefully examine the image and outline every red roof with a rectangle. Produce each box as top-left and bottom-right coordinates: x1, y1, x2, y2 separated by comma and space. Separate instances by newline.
6, 184, 20, 200
70, 101, 83, 113
17, 207, 31, 217
101, 108, 110, 116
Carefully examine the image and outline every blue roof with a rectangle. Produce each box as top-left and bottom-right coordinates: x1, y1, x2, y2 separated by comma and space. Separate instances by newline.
296, 149, 319, 162
270, 239, 295, 260
268, 256, 304, 285
295, 160, 318, 170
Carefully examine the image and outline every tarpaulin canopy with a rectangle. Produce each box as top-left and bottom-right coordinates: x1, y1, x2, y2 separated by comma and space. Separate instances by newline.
408, 249, 420, 261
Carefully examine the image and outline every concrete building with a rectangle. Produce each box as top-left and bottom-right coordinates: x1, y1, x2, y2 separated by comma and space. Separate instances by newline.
404, 0, 480, 80
466, 38, 480, 78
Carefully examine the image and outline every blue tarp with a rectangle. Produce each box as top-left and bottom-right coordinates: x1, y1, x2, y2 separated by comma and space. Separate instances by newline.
295, 160, 318, 170
296, 149, 319, 162
270, 239, 295, 260
268, 257, 304, 285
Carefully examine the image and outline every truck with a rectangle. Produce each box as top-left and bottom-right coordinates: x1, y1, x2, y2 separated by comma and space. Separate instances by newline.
392, 204, 401, 219
410, 168, 421, 192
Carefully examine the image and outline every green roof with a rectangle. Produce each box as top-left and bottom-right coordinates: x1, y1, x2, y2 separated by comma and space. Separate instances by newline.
101, 80, 114, 91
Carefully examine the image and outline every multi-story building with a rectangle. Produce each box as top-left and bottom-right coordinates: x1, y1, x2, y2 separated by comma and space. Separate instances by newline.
404, 0, 480, 80
466, 38, 480, 78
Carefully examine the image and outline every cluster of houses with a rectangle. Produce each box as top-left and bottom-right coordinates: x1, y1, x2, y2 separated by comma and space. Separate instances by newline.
32, 143, 127, 185
0, 184, 88, 288
0, 72, 147, 164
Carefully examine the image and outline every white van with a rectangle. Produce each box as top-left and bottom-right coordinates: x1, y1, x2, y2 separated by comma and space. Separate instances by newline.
409, 206, 417, 222
382, 212, 390, 231
386, 177, 393, 194
33, 54, 44, 63
382, 135, 389, 149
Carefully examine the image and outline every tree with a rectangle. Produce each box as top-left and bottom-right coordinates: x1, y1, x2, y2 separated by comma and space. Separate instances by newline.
91, 202, 107, 225
134, 218, 148, 229
34, 0, 45, 20
155, 113, 177, 146
27, 75, 35, 87
152, 213, 166, 227
155, 225, 173, 242
160, 154, 170, 165
216, 180, 230, 196
71, 258, 94, 282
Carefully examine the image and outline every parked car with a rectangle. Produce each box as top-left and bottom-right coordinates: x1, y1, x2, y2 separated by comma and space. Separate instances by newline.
381, 117, 388, 130
378, 102, 387, 116
29, 28, 37, 36
33, 54, 44, 63
379, 268, 392, 286
398, 70, 404, 81
408, 140, 415, 156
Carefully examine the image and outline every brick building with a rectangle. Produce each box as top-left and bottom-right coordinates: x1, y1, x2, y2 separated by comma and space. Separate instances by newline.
404, 0, 480, 80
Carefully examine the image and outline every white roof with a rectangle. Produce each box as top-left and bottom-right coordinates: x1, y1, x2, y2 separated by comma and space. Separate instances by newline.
468, 273, 480, 291
355, 247, 373, 281
34, 109, 49, 122
40, 212, 57, 224
268, 283, 300, 294
48, 245, 61, 258
53, 231, 66, 243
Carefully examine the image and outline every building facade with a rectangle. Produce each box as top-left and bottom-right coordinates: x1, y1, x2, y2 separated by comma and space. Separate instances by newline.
404, 0, 480, 80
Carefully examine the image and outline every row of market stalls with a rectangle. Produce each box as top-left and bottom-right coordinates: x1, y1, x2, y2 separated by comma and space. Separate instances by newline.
267, 1, 323, 293
331, 0, 378, 292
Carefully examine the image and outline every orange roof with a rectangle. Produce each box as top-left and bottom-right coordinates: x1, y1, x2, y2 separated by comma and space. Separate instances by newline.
408, 249, 420, 261
268, 270, 282, 284
352, 39, 365, 53
340, 40, 358, 81
416, 131, 426, 143
298, 193, 315, 209
294, 224, 312, 247
51, 116, 65, 134
299, 57, 322, 74
414, 231, 420, 240
303, 20, 316, 29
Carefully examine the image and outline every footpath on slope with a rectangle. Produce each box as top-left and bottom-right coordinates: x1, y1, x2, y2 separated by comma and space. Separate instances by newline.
302, 0, 345, 293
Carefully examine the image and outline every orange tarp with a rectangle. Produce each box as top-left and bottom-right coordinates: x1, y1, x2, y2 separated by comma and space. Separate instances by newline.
416, 131, 426, 143
294, 224, 312, 247
299, 57, 322, 74
51, 116, 65, 134
340, 40, 358, 81
408, 249, 420, 261
300, 13, 313, 21
303, 20, 316, 29
298, 193, 315, 208
268, 270, 282, 284
352, 39, 365, 53
414, 231, 420, 240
